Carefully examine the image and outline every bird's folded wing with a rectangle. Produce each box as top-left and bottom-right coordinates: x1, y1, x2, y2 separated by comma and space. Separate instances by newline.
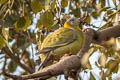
39, 27, 78, 53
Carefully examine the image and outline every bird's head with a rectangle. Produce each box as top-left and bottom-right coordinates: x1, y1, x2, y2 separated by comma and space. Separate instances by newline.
64, 17, 80, 29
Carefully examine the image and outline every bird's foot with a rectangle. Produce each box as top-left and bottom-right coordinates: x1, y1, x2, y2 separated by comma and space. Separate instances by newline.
64, 69, 79, 80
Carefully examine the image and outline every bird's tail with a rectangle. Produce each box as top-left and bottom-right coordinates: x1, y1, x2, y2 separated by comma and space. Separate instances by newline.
38, 53, 50, 70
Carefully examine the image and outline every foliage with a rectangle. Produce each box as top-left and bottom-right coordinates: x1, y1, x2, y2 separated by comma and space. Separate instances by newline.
0, 0, 120, 79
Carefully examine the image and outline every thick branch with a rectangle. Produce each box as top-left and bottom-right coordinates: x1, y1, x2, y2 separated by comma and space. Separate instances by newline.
3, 55, 81, 80
94, 25, 120, 43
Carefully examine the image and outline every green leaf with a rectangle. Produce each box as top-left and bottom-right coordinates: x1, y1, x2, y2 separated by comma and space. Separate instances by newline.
107, 60, 115, 69
37, 11, 54, 29
31, 0, 50, 13
112, 63, 119, 73
106, 60, 118, 76
90, 72, 96, 80
108, 76, 112, 80
105, 49, 114, 56
99, 0, 105, 7
99, 7, 111, 14
15, 17, 31, 30
70, 8, 81, 17
16, 37, 30, 50
8, 60, 17, 73
0, 36, 5, 49
51, 0, 56, 12
91, 11, 99, 19
85, 16, 91, 23
107, 10, 114, 16
31, 0, 43, 14
61, 0, 68, 8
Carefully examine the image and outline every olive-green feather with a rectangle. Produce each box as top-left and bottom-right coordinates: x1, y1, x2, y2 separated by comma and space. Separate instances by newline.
38, 17, 83, 62
39, 27, 78, 52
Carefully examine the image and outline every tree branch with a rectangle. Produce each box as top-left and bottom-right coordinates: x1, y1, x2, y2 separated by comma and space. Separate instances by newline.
93, 25, 120, 44
2, 47, 34, 74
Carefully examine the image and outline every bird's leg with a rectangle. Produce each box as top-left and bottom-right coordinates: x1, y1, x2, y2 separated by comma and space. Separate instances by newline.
64, 69, 79, 80
68, 70, 78, 80
76, 69, 81, 80
64, 70, 69, 80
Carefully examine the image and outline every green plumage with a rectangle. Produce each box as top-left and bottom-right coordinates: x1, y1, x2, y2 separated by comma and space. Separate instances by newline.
38, 17, 84, 67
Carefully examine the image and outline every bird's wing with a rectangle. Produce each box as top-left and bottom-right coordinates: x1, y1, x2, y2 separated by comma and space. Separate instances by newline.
39, 27, 78, 53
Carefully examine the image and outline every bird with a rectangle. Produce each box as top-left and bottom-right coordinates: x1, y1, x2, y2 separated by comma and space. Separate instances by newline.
38, 17, 84, 68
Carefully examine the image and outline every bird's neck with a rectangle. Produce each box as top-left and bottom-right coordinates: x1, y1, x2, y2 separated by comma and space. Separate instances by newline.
64, 22, 73, 29
64, 22, 80, 30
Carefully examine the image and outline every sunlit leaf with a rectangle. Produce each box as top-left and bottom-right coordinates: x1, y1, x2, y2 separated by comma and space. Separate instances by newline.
106, 60, 118, 76
15, 17, 31, 30
98, 54, 106, 68
105, 38, 115, 47
2, 28, 13, 53
99, 0, 105, 7
100, 71, 106, 80
51, 0, 56, 12
90, 72, 96, 80
114, 4, 120, 25
86, 60, 92, 69
4, 39, 13, 53
8, 60, 17, 73
43, 0, 50, 10
96, 3, 101, 10
61, 0, 68, 8
105, 49, 114, 57
116, 38, 120, 51
2, 28, 9, 40
0, 36, 5, 49
37, 11, 54, 29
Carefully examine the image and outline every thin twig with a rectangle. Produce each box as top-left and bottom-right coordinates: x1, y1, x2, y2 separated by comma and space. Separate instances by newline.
2, 47, 34, 73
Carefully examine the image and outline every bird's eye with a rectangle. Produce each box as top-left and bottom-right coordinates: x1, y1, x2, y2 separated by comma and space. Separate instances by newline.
70, 19, 74, 22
